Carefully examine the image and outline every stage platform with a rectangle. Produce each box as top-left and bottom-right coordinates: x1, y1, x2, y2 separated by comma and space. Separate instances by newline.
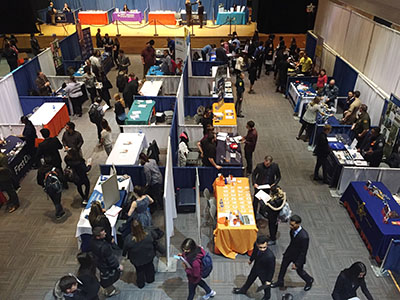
3, 21, 306, 54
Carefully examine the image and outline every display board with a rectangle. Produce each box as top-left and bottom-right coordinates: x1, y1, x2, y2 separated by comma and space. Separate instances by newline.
381, 94, 400, 159
50, 39, 63, 70
80, 27, 94, 61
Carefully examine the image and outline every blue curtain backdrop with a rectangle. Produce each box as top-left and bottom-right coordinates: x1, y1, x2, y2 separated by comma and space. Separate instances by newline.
332, 57, 358, 97
183, 59, 189, 97
134, 96, 176, 112
19, 96, 69, 115
192, 61, 225, 76
53, 0, 246, 21
60, 33, 82, 61
184, 96, 234, 116
12, 57, 41, 96
383, 240, 400, 273
305, 32, 317, 59
99, 165, 166, 187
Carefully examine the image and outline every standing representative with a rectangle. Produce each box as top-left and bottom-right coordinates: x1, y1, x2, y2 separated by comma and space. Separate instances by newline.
313, 124, 332, 184
242, 120, 258, 175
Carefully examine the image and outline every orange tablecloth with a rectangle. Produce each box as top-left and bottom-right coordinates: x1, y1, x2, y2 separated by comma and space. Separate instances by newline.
148, 12, 176, 25
213, 177, 257, 259
213, 102, 237, 126
78, 11, 108, 25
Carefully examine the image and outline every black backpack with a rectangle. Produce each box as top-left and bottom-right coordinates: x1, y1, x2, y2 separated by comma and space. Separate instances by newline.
88, 104, 102, 123
44, 170, 62, 194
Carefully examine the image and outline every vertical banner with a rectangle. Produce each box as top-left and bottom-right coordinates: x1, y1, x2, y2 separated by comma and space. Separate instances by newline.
50, 39, 63, 71
175, 37, 186, 67
313, 34, 324, 74
195, 168, 201, 244
164, 137, 178, 265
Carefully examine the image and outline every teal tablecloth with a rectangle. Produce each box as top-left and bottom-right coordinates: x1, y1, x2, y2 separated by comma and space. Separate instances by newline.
125, 100, 155, 125
216, 12, 246, 25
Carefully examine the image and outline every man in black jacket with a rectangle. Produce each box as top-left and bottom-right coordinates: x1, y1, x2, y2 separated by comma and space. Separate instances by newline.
123, 73, 139, 109
271, 215, 314, 291
90, 227, 122, 297
233, 235, 275, 299
361, 127, 385, 167
36, 128, 63, 169
313, 124, 332, 184
252, 155, 281, 216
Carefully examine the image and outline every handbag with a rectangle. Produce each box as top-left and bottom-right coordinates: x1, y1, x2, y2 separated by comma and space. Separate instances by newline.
278, 202, 292, 223
63, 166, 78, 183
117, 112, 127, 121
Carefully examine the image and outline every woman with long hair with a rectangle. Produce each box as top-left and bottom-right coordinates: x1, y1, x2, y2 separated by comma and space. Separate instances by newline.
88, 201, 113, 244
296, 96, 326, 142
64, 149, 91, 205
100, 119, 113, 156
180, 238, 216, 300
122, 219, 156, 289
113, 93, 126, 132
332, 262, 374, 300
128, 185, 153, 227
76, 252, 100, 300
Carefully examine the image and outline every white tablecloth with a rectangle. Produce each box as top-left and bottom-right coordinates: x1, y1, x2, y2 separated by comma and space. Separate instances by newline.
75, 175, 133, 241
140, 80, 163, 96
28, 102, 65, 126
106, 133, 147, 165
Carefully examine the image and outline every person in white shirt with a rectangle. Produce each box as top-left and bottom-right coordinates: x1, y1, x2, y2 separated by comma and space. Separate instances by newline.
63, 76, 83, 116
178, 132, 190, 166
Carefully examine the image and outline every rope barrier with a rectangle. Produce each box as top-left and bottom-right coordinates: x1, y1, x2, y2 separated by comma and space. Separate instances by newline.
117, 20, 152, 30
155, 20, 183, 30
203, 20, 229, 29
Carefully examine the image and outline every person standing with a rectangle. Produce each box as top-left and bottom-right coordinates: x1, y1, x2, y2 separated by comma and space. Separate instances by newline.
113, 37, 120, 66
235, 72, 245, 117
259, 186, 286, 245
48, 1, 57, 25
116, 71, 128, 93
178, 132, 190, 167
76, 252, 101, 300
242, 120, 258, 175
102, 34, 114, 55
342, 91, 361, 125
128, 185, 154, 226
252, 155, 281, 216
37, 160, 66, 219
316, 69, 327, 92
180, 238, 216, 300
139, 153, 163, 211
296, 96, 325, 142
64, 76, 84, 117
276, 55, 290, 93
36, 71, 52, 96
254, 41, 265, 79
90, 227, 122, 297
185, 0, 199, 26
2, 42, 18, 72
201, 134, 221, 170
352, 104, 370, 149
271, 215, 314, 291
313, 124, 332, 184
332, 261, 374, 300
95, 29, 103, 48
88, 201, 113, 244
201, 44, 215, 62
233, 235, 275, 300
198, 1, 204, 28
88, 97, 105, 145
0, 152, 20, 213
297, 51, 313, 76
141, 40, 156, 78
123, 220, 157, 289
98, 71, 113, 108
30, 33, 41, 56
123, 73, 139, 109
62, 122, 84, 153
248, 57, 257, 94
100, 119, 113, 156
20, 116, 38, 161
113, 94, 126, 132
82, 66, 97, 103
116, 49, 131, 73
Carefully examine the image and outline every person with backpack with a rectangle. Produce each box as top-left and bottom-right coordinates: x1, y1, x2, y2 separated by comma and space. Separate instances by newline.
180, 238, 216, 300
233, 235, 276, 300
88, 97, 105, 145
37, 158, 66, 219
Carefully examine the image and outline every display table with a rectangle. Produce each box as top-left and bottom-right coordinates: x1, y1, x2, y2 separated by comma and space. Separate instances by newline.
106, 133, 147, 165
216, 133, 242, 166
340, 182, 400, 262
140, 81, 163, 97
180, 10, 207, 25
288, 82, 317, 116
310, 113, 352, 146
147, 65, 164, 76
213, 177, 257, 259
78, 10, 109, 25
125, 100, 156, 125
213, 102, 236, 126
29, 103, 70, 146
76, 175, 133, 250
0, 136, 33, 182
216, 11, 246, 25
112, 11, 143, 22
149, 11, 176, 25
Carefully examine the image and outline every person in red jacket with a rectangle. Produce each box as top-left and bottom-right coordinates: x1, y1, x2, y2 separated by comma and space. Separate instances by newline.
180, 238, 216, 300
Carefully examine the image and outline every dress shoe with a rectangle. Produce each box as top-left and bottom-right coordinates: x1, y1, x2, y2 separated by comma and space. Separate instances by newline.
268, 240, 276, 246
270, 281, 283, 288
232, 288, 246, 294
313, 176, 322, 181
8, 205, 19, 213
304, 278, 314, 291
237, 114, 245, 118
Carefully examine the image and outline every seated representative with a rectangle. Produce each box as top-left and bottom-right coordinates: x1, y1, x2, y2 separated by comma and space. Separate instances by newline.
321, 79, 339, 108
360, 127, 384, 167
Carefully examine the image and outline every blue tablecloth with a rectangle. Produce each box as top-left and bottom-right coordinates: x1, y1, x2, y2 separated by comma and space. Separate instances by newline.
292, 82, 317, 113
147, 65, 164, 76
216, 11, 246, 25
340, 181, 400, 261
310, 113, 351, 146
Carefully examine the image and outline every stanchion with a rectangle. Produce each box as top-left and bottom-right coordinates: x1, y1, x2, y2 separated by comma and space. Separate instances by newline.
228, 17, 232, 36
191, 23, 195, 36
116, 20, 121, 36
153, 19, 159, 36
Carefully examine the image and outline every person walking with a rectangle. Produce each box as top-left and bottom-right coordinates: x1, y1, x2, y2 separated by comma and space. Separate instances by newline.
235, 72, 245, 118
0, 152, 20, 213
313, 124, 332, 184
233, 235, 275, 300
180, 238, 216, 300
100, 119, 113, 156
37, 159, 66, 219
271, 215, 314, 291
90, 227, 122, 297
242, 120, 258, 175
76, 252, 101, 300
123, 219, 157, 289
88, 97, 105, 145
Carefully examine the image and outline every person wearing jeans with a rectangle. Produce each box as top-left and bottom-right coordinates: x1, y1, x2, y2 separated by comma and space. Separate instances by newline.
242, 120, 258, 175
0, 152, 20, 213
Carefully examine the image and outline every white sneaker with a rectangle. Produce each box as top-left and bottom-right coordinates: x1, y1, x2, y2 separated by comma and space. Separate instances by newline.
202, 290, 216, 299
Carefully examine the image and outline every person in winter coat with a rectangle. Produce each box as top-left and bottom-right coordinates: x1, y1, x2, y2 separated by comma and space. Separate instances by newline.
88, 201, 113, 244
113, 94, 126, 132
76, 252, 100, 300
180, 238, 216, 300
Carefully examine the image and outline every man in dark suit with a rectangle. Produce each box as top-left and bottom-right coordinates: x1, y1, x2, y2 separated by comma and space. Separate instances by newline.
313, 124, 332, 184
122, 73, 139, 109
252, 155, 281, 216
233, 235, 275, 299
271, 215, 314, 291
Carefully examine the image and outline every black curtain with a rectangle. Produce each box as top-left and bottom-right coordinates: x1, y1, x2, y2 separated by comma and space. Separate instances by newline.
0, 0, 45, 34
256, 0, 318, 34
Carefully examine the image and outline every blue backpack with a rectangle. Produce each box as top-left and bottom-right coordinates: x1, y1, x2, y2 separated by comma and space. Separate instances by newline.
201, 251, 213, 278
